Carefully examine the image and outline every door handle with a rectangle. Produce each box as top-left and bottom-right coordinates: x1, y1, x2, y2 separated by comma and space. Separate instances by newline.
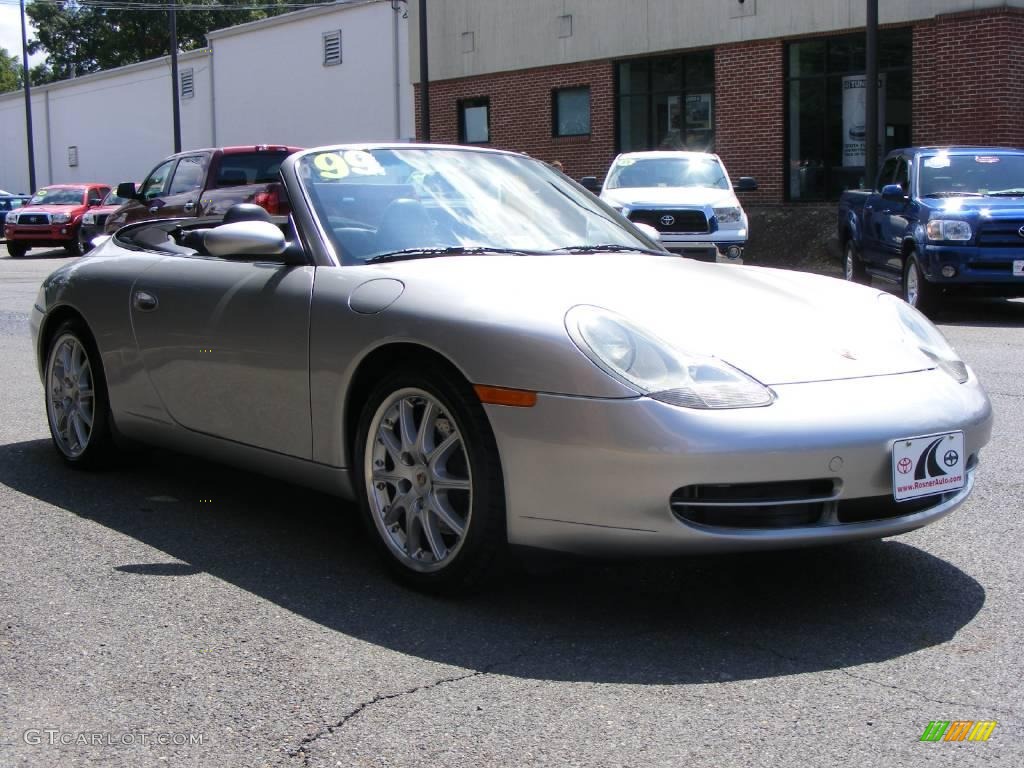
149, 205, 160, 213
133, 290, 158, 311
183, 201, 195, 212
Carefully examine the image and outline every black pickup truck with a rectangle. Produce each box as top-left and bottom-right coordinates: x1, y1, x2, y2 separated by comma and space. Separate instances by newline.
838, 146, 1024, 314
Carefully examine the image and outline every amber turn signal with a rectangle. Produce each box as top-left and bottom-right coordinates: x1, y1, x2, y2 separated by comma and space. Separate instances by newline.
473, 385, 538, 407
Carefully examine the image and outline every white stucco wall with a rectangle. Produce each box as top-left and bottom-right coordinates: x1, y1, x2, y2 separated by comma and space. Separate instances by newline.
0, 51, 212, 192
0, 0, 411, 193
410, 0, 1024, 82
209, 1, 412, 146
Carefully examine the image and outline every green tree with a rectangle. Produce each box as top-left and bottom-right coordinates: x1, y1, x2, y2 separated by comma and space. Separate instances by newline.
26, 1, 330, 80
0, 46, 21, 94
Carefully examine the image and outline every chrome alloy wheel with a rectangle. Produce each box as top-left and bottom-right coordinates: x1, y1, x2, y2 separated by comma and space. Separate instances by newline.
906, 260, 920, 306
46, 334, 95, 458
844, 242, 855, 280
364, 388, 473, 572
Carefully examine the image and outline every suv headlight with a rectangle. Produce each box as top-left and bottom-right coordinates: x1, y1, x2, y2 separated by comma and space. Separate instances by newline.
880, 294, 968, 382
713, 206, 743, 225
51, 213, 70, 224
5, 213, 16, 224
926, 219, 971, 242
81, 213, 95, 224
566, 305, 774, 408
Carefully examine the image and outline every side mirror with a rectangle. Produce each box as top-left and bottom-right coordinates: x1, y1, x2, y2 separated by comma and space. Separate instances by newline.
881, 183, 907, 201
735, 176, 758, 192
580, 176, 602, 194
204, 221, 287, 259
634, 222, 662, 243
116, 182, 138, 200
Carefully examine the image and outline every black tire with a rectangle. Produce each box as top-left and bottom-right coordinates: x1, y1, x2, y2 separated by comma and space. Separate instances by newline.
43, 319, 115, 468
353, 364, 507, 594
6, 242, 28, 258
843, 240, 869, 284
77, 227, 92, 254
65, 233, 84, 256
902, 252, 939, 316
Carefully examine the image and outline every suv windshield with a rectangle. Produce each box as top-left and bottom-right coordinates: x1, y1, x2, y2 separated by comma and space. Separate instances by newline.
606, 156, 730, 190
30, 188, 85, 206
296, 147, 657, 264
919, 153, 1024, 197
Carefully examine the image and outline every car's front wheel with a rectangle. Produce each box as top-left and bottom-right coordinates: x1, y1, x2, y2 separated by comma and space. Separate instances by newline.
903, 252, 938, 315
44, 320, 115, 467
354, 366, 506, 593
77, 227, 93, 254
65, 233, 84, 256
844, 240, 869, 284
6, 243, 28, 258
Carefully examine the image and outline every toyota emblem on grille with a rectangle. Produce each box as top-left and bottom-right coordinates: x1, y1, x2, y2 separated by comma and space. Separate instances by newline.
1018, 225, 1024, 238
659, 214, 675, 227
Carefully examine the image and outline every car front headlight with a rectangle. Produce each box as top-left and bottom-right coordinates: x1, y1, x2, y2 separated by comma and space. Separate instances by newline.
5, 213, 17, 224
565, 305, 774, 408
880, 294, 968, 382
81, 212, 95, 224
926, 219, 971, 242
713, 206, 743, 225
51, 213, 70, 224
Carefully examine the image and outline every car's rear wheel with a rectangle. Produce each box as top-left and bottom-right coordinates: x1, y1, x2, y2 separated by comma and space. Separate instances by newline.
844, 240, 869, 284
903, 252, 938, 315
6, 243, 28, 258
354, 366, 506, 593
44, 320, 114, 467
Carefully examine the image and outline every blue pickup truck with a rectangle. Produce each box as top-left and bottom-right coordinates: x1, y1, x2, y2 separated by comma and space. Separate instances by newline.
838, 147, 1024, 313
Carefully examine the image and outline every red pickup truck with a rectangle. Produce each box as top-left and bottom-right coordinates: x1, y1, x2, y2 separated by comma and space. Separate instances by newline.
4, 184, 111, 257
103, 145, 303, 233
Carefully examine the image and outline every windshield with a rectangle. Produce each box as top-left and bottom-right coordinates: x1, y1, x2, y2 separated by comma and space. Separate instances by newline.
102, 188, 132, 206
296, 147, 657, 264
919, 153, 1024, 197
30, 188, 85, 206
606, 156, 730, 190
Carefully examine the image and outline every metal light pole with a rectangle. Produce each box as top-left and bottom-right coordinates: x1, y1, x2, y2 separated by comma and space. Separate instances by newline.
169, 0, 182, 152
865, 0, 879, 186
418, 0, 430, 142
19, 0, 36, 192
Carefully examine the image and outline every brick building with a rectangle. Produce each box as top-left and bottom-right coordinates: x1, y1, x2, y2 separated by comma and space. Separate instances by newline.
411, 0, 1024, 205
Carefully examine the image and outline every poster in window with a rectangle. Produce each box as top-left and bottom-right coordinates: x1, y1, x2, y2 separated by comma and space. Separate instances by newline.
842, 74, 886, 167
685, 94, 711, 130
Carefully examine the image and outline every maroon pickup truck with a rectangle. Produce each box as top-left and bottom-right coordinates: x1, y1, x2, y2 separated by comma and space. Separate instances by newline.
104, 145, 303, 233
4, 184, 111, 257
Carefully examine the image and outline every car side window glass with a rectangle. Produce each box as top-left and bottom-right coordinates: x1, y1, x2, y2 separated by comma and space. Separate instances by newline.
893, 158, 910, 194
168, 155, 206, 196
876, 157, 898, 191
141, 160, 176, 201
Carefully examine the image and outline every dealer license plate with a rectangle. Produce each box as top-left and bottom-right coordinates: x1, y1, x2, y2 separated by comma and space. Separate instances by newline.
1013, 260, 1024, 277
892, 432, 965, 501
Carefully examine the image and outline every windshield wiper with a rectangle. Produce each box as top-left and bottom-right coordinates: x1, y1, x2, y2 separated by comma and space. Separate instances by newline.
555, 243, 667, 256
984, 189, 1024, 197
922, 191, 984, 198
365, 245, 542, 264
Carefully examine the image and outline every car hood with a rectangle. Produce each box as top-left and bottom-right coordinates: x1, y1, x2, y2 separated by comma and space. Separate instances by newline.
19, 205, 83, 215
601, 187, 739, 209
385, 254, 935, 387
929, 196, 1024, 216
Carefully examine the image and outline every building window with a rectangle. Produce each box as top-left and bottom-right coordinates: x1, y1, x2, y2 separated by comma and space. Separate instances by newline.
323, 30, 342, 66
786, 28, 912, 201
458, 98, 490, 144
180, 68, 194, 99
553, 87, 591, 137
616, 50, 715, 153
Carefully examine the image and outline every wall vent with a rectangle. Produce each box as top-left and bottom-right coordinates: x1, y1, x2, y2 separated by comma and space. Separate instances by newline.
323, 30, 342, 66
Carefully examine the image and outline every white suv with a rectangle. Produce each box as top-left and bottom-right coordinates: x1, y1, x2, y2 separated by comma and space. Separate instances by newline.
596, 151, 756, 263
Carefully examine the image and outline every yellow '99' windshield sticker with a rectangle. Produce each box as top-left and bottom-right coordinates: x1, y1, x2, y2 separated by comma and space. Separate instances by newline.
312, 150, 386, 180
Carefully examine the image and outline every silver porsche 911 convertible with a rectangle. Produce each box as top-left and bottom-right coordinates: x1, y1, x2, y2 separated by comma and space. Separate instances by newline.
30, 144, 993, 592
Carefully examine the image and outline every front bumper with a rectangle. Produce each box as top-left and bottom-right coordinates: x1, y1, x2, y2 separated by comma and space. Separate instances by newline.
4, 223, 75, 247
661, 234, 747, 263
921, 243, 1024, 295
485, 368, 992, 556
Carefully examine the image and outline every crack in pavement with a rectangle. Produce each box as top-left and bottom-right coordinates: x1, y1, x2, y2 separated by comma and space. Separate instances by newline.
286, 668, 485, 765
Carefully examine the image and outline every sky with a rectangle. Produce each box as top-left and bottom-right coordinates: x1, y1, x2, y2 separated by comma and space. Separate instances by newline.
0, 4, 46, 67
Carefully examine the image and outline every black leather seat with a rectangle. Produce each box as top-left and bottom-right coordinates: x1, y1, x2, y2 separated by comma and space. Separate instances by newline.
374, 198, 440, 254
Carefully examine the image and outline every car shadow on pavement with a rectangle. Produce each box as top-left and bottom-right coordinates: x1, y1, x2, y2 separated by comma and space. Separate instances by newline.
1, 247, 74, 260
934, 296, 1024, 327
0, 438, 985, 686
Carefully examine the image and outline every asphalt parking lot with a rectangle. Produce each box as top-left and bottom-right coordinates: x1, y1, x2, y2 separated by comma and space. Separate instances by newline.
1, 247, 1021, 767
